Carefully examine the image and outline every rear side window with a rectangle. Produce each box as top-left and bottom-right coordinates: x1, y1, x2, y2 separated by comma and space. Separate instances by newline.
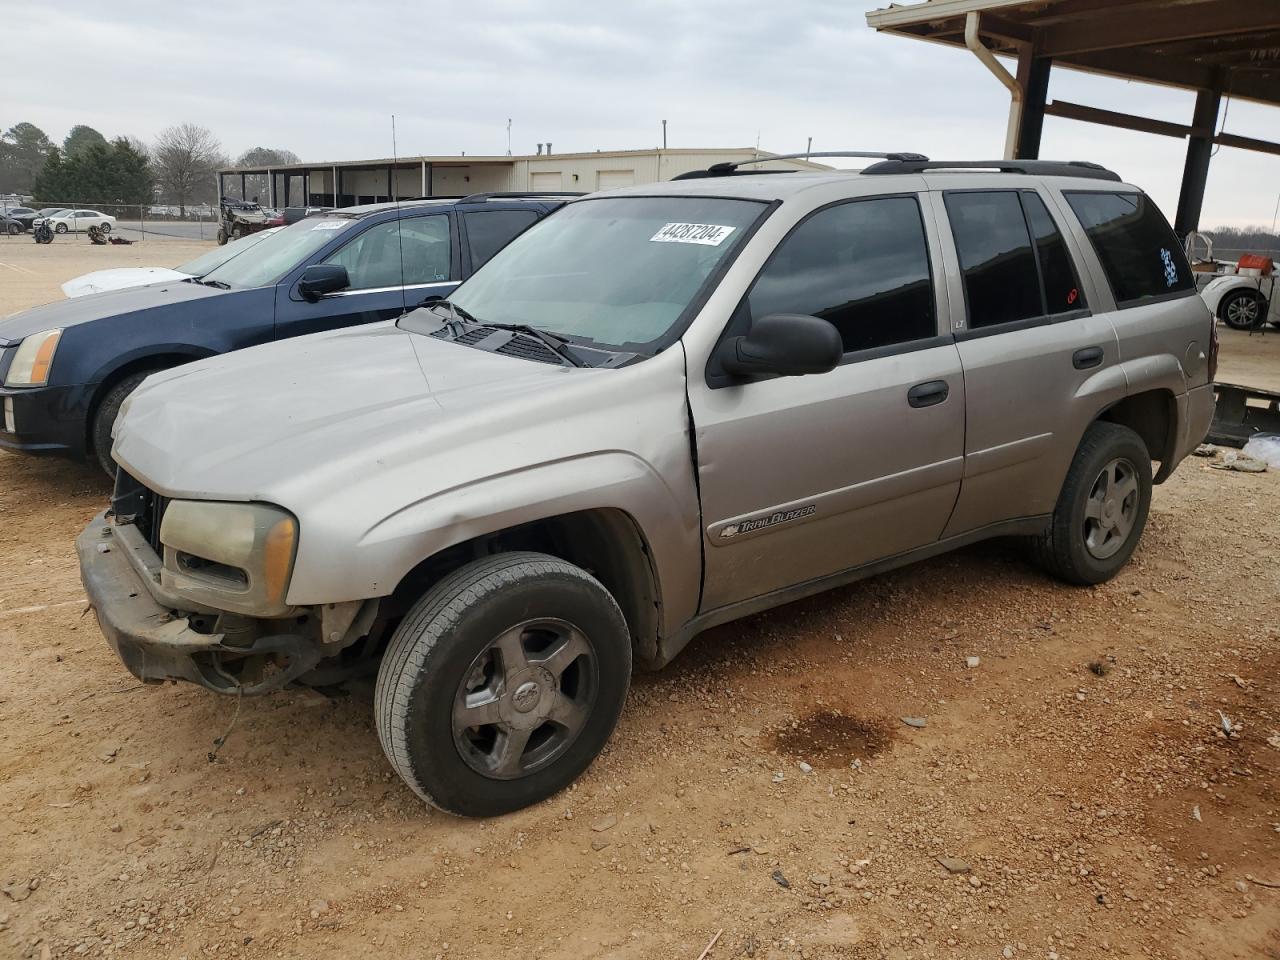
465, 210, 539, 269
946, 190, 1086, 328
945, 191, 1043, 328
747, 196, 936, 354
1064, 191, 1193, 304
1023, 193, 1085, 313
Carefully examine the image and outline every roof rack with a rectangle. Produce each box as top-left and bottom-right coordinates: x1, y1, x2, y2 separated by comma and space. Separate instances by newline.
457, 191, 586, 204
860, 159, 1121, 181
672, 150, 930, 181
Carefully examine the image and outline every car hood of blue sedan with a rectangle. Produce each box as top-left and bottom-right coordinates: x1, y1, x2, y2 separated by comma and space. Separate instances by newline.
0, 279, 231, 343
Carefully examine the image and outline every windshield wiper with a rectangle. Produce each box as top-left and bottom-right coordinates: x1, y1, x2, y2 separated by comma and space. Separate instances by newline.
425, 298, 479, 324
196, 278, 230, 289
483, 322, 585, 368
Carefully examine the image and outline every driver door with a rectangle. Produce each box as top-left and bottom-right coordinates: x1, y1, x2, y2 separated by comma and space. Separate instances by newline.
688, 194, 965, 611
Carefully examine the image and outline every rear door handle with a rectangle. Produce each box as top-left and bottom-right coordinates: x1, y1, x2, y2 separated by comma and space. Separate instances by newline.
907, 380, 949, 408
1073, 345, 1104, 369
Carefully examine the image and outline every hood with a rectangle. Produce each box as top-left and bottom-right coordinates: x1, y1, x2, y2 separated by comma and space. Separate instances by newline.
0, 278, 226, 342
62, 267, 191, 299
114, 320, 588, 498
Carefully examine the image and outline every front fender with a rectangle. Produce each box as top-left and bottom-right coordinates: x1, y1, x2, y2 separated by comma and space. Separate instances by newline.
286, 451, 703, 635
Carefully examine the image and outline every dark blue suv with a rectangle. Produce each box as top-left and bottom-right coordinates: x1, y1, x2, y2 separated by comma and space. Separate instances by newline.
0, 194, 575, 473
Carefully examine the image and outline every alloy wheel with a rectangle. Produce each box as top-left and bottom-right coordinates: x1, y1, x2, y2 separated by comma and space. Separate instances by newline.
451, 618, 598, 780
1083, 456, 1140, 560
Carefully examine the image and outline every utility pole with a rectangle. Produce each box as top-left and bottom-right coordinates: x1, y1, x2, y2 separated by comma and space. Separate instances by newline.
805, 137, 812, 160
506, 119, 512, 157
662, 119, 667, 150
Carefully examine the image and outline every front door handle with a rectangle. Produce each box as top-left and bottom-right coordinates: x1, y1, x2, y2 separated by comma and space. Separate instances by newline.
907, 380, 949, 408
1073, 345, 1104, 369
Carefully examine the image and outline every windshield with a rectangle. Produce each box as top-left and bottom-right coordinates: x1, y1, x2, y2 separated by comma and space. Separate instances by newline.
445, 196, 765, 351
201, 217, 355, 289
176, 227, 279, 277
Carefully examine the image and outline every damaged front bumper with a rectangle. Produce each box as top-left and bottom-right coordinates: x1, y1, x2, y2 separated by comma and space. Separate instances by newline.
77, 511, 343, 695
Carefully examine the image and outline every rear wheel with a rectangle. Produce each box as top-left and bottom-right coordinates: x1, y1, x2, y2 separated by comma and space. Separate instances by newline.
1221, 289, 1264, 330
375, 552, 632, 817
90, 371, 156, 477
1031, 422, 1152, 585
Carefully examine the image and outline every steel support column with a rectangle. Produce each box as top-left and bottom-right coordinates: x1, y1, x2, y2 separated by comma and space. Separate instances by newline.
1174, 88, 1221, 237
1015, 56, 1052, 159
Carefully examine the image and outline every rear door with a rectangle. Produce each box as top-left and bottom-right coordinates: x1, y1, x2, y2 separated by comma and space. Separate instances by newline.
273, 211, 460, 340
938, 185, 1123, 536
689, 192, 966, 611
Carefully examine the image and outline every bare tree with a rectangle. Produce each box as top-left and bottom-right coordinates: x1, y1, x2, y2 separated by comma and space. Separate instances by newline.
152, 123, 224, 215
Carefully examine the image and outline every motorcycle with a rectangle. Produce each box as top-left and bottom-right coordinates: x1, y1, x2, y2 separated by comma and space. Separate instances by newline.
32, 219, 53, 244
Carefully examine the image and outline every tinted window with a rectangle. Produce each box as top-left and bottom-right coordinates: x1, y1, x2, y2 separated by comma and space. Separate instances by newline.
1023, 193, 1086, 314
747, 196, 935, 354
465, 210, 539, 269
324, 215, 450, 290
1064, 191, 1193, 304
945, 191, 1042, 328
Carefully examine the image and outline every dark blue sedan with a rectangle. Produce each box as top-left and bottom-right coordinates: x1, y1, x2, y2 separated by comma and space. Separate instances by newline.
0, 194, 572, 473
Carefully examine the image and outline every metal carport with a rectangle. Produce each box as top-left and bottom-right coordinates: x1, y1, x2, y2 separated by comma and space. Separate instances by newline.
866, 0, 1280, 236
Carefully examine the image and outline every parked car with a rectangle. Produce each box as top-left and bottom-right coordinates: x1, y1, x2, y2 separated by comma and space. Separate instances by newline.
3, 206, 37, 230
61, 227, 283, 297
1, 194, 576, 473
40, 209, 116, 234
18, 207, 66, 230
77, 157, 1216, 817
1200, 266, 1278, 330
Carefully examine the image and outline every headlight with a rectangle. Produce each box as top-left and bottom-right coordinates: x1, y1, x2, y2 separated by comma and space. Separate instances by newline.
158, 500, 298, 617
5, 329, 62, 386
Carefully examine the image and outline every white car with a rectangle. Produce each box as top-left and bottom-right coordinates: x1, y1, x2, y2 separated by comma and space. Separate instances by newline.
60, 227, 282, 297
1200, 273, 1278, 330
41, 208, 116, 234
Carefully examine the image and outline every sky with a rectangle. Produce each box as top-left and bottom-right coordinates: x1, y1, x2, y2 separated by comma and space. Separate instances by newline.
8, 0, 1279, 229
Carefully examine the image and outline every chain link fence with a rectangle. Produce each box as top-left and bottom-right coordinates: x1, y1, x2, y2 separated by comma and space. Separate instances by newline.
1, 200, 220, 242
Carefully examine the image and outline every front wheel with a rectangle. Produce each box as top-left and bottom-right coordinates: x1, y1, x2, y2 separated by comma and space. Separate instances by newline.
1220, 289, 1264, 330
375, 552, 632, 817
215, 228, 227, 245
54, 222, 68, 234
6, 222, 18, 236
1031, 421, 1152, 585
91, 371, 155, 477
99, 221, 111, 233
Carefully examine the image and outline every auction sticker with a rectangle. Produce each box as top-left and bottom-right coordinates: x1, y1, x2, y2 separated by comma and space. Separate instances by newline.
649, 222, 736, 246
310, 220, 347, 230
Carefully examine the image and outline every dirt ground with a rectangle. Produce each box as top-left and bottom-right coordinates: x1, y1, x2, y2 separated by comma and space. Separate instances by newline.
1, 241, 1278, 960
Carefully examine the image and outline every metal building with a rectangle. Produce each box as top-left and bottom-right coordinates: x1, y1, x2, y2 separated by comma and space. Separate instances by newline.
866, 0, 1280, 236
216, 148, 826, 210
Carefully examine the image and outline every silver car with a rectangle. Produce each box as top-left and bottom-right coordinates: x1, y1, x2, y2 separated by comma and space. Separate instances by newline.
77, 156, 1216, 816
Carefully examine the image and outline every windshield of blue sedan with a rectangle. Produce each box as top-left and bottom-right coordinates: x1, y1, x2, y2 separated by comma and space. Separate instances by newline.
200, 217, 355, 289
441, 196, 766, 350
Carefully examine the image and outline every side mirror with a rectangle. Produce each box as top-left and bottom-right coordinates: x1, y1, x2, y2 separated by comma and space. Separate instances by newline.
717, 313, 842, 379
298, 264, 349, 301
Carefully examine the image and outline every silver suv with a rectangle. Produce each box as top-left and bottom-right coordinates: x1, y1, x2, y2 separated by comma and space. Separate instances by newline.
78, 156, 1217, 817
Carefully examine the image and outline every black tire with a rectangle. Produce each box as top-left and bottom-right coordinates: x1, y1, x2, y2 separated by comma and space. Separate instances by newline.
231, 225, 243, 240
1220, 289, 1265, 330
216, 229, 227, 246
1031, 422, 1152, 586
90, 371, 155, 477
375, 551, 632, 817
54, 222, 68, 234
100, 222, 111, 233
6, 223, 18, 236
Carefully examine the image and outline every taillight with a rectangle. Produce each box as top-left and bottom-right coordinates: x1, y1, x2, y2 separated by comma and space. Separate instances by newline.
1208, 317, 1219, 382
